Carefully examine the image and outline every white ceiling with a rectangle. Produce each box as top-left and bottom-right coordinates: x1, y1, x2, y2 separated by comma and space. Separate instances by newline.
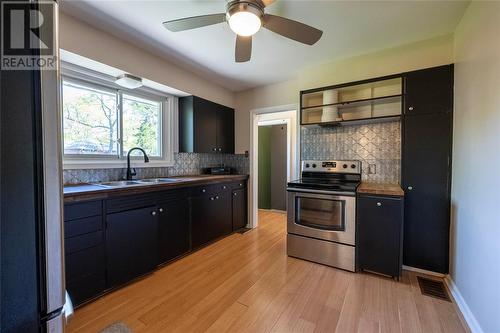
60, 0, 469, 92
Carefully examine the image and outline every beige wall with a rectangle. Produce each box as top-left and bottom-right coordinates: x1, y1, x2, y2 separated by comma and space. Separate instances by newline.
450, 2, 500, 332
59, 12, 235, 107
234, 34, 454, 153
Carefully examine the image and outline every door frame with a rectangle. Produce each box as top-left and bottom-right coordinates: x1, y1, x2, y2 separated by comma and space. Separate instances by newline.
249, 104, 299, 228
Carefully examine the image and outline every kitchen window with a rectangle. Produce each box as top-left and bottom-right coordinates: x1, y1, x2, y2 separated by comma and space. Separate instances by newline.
61, 74, 176, 169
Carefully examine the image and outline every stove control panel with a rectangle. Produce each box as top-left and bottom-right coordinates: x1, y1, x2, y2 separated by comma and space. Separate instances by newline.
302, 160, 361, 174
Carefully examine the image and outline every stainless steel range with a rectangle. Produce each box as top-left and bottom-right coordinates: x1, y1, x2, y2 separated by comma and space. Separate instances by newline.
286, 160, 361, 272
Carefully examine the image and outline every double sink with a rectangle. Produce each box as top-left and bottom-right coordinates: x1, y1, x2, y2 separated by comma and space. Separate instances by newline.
96, 177, 198, 188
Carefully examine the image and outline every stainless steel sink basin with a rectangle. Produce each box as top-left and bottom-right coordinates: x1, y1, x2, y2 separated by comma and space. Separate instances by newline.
135, 178, 183, 184
96, 180, 142, 188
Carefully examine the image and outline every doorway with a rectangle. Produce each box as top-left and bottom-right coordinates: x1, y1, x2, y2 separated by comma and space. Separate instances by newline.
258, 124, 287, 212
249, 106, 299, 228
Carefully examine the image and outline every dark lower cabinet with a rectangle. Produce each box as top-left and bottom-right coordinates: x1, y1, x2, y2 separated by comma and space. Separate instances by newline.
64, 179, 247, 306
64, 200, 106, 306
232, 188, 247, 230
191, 189, 232, 249
357, 195, 404, 278
106, 206, 159, 287
158, 198, 190, 265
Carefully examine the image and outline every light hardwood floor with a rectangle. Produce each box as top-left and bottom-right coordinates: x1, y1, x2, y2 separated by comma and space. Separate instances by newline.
67, 210, 469, 333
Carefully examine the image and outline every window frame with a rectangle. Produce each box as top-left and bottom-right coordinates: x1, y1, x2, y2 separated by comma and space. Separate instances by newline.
61, 63, 176, 169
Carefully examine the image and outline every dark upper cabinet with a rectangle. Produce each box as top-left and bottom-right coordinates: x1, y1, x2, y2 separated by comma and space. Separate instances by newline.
232, 188, 247, 231
179, 96, 235, 154
106, 206, 159, 287
404, 64, 453, 115
357, 195, 404, 278
402, 112, 452, 273
158, 197, 190, 265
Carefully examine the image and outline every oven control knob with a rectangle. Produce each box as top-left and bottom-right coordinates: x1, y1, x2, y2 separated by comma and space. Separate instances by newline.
305, 163, 310, 168
351, 164, 357, 169
343, 164, 348, 169
312, 164, 317, 168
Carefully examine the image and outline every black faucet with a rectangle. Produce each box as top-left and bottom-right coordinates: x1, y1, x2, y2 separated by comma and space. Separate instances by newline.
126, 147, 149, 180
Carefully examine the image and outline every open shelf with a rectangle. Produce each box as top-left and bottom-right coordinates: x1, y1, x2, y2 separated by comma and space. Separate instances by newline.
300, 76, 403, 126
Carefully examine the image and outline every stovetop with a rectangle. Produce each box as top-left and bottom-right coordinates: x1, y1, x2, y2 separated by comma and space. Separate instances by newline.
287, 160, 362, 193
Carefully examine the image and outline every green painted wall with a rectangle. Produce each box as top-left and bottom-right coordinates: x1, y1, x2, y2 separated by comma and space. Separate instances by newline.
258, 126, 271, 209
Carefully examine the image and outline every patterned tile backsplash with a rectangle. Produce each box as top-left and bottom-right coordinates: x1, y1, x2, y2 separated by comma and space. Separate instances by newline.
301, 120, 401, 183
63, 153, 249, 185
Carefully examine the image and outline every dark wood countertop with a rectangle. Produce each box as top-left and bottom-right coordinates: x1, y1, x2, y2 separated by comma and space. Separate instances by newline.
64, 175, 249, 203
357, 182, 404, 197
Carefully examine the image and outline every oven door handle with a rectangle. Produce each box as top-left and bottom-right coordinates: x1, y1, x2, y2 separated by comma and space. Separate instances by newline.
286, 187, 355, 197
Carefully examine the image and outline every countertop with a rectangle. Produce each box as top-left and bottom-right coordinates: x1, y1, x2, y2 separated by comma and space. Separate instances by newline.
357, 182, 405, 197
64, 174, 249, 203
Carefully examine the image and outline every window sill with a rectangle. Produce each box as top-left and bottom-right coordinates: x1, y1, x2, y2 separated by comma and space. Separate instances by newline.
63, 159, 174, 170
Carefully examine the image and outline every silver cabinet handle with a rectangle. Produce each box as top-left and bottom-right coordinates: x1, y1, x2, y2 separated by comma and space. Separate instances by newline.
218, 148, 222, 152
213, 148, 217, 151
233, 192, 237, 196
239, 183, 242, 186
408, 106, 414, 111
210, 197, 215, 201
215, 196, 219, 200
222, 185, 227, 189
158, 208, 163, 213
151, 211, 157, 216
376, 202, 382, 207
202, 189, 206, 193
407, 186, 413, 191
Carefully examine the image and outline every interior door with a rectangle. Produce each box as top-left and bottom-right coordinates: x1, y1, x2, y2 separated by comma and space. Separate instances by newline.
402, 112, 452, 273
194, 97, 217, 153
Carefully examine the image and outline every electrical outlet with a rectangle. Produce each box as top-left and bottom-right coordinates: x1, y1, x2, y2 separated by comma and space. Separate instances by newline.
368, 164, 377, 174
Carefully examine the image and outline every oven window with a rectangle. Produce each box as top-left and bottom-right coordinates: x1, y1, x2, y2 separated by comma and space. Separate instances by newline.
295, 197, 345, 231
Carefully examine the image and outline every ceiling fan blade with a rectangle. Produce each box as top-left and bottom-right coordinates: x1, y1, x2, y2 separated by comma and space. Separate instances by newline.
163, 13, 226, 32
235, 35, 252, 63
263, 14, 323, 45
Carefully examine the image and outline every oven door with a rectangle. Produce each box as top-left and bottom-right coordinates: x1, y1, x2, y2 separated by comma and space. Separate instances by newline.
287, 189, 356, 245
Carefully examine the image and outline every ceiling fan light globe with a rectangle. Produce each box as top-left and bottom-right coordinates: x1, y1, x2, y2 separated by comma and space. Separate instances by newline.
228, 11, 261, 37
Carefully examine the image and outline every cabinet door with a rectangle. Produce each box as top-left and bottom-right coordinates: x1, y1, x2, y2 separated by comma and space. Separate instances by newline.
404, 65, 453, 115
357, 196, 403, 277
217, 106, 235, 153
215, 190, 233, 236
106, 206, 158, 287
194, 97, 218, 153
232, 188, 247, 230
191, 191, 232, 249
191, 194, 218, 248
403, 112, 452, 273
158, 198, 190, 265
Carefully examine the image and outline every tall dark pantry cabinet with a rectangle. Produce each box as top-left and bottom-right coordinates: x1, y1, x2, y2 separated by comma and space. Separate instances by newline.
402, 65, 454, 274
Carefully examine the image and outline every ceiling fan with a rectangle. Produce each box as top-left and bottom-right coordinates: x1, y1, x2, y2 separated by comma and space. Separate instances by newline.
162, 0, 323, 62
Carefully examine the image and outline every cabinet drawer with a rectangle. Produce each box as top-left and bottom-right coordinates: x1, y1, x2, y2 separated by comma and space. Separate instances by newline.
64, 200, 101, 221
65, 245, 105, 283
64, 215, 102, 238
65, 231, 104, 255
230, 181, 246, 190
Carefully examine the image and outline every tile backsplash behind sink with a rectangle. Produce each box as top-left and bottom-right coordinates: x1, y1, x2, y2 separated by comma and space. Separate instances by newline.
63, 153, 249, 185
301, 120, 401, 183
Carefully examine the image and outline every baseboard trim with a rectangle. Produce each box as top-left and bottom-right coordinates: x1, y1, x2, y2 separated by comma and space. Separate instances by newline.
402, 265, 446, 278
444, 275, 483, 333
